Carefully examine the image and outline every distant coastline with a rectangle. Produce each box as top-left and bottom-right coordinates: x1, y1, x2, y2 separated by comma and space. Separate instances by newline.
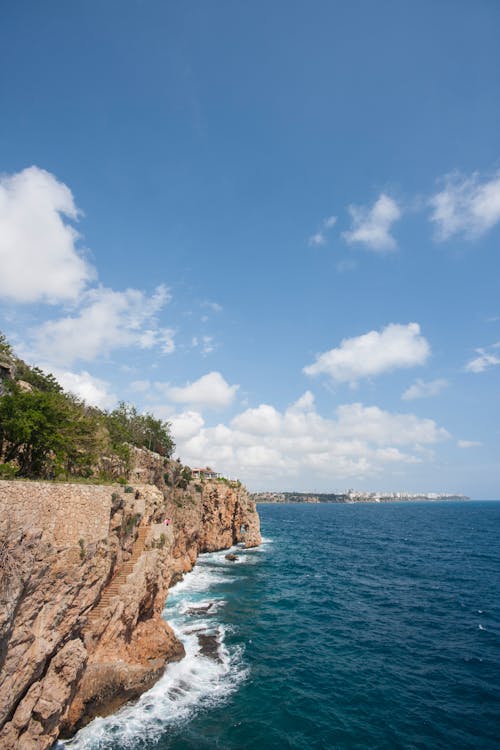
252, 490, 469, 504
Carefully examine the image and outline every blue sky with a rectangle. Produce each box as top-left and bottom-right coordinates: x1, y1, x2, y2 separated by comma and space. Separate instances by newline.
1, 1, 499, 496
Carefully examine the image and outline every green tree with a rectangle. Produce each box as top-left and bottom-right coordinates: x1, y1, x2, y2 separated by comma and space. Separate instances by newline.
0, 331, 13, 358
105, 402, 174, 458
0, 384, 103, 478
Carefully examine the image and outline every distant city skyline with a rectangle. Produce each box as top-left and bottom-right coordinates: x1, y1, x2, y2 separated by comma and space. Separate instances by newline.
0, 1, 499, 497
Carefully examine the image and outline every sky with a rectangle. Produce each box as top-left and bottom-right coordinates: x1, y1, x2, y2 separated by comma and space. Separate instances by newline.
0, 0, 499, 497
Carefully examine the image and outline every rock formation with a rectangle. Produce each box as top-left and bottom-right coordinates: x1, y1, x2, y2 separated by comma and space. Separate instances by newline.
0, 448, 260, 749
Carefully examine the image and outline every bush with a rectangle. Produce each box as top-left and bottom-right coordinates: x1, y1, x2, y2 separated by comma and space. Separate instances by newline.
0, 462, 19, 479
194, 483, 202, 493
124, 485, 134, 493
122, 512, 141, 535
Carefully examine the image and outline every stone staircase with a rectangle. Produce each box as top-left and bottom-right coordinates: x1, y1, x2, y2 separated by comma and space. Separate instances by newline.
87, 523, 148, 627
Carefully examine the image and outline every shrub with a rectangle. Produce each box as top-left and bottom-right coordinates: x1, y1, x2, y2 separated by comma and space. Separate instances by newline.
122, 512, 141, 535
0, 462, 19, 479
124, 485, 134, 493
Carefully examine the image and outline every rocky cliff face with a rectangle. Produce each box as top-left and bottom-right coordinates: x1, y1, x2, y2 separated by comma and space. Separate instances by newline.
0, 449, 260, 749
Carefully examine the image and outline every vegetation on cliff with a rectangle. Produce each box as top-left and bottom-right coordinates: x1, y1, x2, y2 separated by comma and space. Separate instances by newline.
0, 332, 174, 480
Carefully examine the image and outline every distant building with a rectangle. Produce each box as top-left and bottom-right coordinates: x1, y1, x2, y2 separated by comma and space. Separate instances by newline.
191, 466, 221, 480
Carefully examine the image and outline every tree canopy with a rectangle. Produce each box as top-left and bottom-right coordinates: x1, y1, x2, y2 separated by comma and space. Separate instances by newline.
0, 332, 175, 479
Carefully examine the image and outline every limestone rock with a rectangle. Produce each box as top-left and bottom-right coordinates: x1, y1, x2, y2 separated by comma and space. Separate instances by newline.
0, 453, 260, 748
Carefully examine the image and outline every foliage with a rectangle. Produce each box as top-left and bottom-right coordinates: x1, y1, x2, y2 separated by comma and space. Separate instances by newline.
122, 512, 142, 536
124, 485, 134, 493
0, 333, 176, 482
105, 402, 174, 458
14, 362, 62, 393
0, 462, 19, 479
0, 384, 104, 478
0, 331, 13, 358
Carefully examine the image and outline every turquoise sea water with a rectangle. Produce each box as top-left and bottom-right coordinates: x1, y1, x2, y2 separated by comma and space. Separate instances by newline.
62, 501, 500, 750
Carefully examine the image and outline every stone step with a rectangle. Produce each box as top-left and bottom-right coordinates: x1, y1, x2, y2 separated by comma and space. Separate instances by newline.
86, 524, 149, 627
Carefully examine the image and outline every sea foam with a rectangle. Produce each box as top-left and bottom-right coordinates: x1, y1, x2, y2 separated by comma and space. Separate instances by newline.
58, 549, 251, 750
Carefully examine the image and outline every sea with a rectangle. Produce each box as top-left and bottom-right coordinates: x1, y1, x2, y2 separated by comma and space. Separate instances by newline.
59, 501, 500, 750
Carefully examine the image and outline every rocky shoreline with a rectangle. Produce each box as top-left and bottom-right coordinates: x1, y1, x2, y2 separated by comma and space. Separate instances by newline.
0, 448, 261, 749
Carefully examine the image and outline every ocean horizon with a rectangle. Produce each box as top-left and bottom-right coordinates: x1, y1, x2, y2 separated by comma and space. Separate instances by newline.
61, 500, 500, 750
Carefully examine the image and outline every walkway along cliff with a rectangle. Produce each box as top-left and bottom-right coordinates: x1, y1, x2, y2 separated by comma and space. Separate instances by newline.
0, 447, 261, 749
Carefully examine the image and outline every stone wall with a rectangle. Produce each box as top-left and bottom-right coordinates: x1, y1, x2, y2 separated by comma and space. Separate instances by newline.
0, 481, 112, 548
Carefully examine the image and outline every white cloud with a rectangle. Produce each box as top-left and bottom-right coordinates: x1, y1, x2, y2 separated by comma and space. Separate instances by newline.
308, 231, 326, 247
308, 215, 337, 247
231, 404, 282, 435
457, 440, 482, 449
47, 367, 116, 409
0, 166, 95, 303
429, 170, 500, 241
323, 215, 337, 229
342, 193, 401, 252
304, 323, 430, 385
402, 378, 448, 401
168, 410, 205, 441
204, 301, 223, 313
30, 284, 173, 366
465, 342, 500, 373
173, 391, 449, 488
166, 371, 239, 409
191, 335, 216, 355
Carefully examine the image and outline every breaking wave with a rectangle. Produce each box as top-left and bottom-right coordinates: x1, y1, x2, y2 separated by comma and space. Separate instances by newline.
58, 546, 253, 750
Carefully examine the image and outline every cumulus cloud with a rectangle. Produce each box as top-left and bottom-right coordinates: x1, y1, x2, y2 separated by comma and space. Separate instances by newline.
342, 193, 401, 252
308, 215, 337, 247
172, 392, 449, 488
30, 284, 173, 366
429, 170, 500, 241
402, 378, 448, 401
0, 166, 95, 303
465, 342, 500, 373
165, 371, 239, 409
168, 410, 205, 441
457, 440, 482, 449
46, 367, 116, 409
304, 323, 430, 385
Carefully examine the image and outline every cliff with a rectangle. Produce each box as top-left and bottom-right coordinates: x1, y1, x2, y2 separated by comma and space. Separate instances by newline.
0, 448, 260, 749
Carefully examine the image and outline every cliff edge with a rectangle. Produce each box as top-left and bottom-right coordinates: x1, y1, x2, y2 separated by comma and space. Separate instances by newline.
0, 448, 260, 749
